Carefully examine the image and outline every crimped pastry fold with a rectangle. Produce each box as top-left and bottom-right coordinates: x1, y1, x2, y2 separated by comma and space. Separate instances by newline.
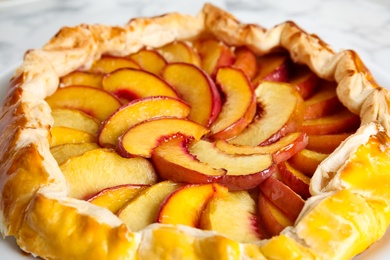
1, 3, 390, 259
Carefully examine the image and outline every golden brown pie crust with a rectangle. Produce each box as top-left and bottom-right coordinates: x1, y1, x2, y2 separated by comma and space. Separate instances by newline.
1, 3, 390, 259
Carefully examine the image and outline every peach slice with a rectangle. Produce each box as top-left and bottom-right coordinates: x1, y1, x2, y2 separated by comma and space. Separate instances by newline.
45, 85, 122, 121
278, 160, 311, 199
50, 126, 97, 147
232, 46, 258, 80
196, 39, 235, 76
98, 96, 190, 147
307, 132, 351, 153
189, 140, 275, 190
51, 108, 100, 135
258, 193, 293, 237
90, 55, 140, 73
215, 132, 308, 164
60, 148, 157, 199
209, 67, 256, 140
259, 176, 305, 222
289, 65, 319, 99
157, 183, 228, 227
289, 148, 329, 177
152, 135, 226, 184
118, 117, 209, 158
128, 49, 167, 75
200, 190, 265, 243
161, 63, 221, 127
252, 53, 289, 86
228, 81, 304, 146
117, 181, 182, 232
157, 41, 201, 66
86, 184, 149, 214
254, 132, 308, 165
102, 68, 178, 101
50, 142, 100, 165
303, 80, 342, 120
302, 108, 360, 135
60, 71, 104, 88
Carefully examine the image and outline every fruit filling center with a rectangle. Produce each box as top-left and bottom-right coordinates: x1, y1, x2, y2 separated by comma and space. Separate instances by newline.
47, 38, 360, 241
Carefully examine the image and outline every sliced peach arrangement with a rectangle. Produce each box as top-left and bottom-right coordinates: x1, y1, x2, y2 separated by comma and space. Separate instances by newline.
45, 38, 361, 242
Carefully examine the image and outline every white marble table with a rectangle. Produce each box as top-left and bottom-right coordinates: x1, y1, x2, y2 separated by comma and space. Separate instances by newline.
1, 0, 390, 259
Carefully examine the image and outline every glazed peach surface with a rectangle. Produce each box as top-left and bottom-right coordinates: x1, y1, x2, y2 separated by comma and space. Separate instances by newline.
44, 37, 362, 237
1, 3, 390, 260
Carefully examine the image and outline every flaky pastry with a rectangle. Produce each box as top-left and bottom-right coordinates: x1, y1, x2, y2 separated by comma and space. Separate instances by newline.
1, 3, 390, 260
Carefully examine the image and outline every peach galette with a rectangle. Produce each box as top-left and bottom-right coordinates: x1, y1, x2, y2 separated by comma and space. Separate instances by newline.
1, 3, 390, 260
